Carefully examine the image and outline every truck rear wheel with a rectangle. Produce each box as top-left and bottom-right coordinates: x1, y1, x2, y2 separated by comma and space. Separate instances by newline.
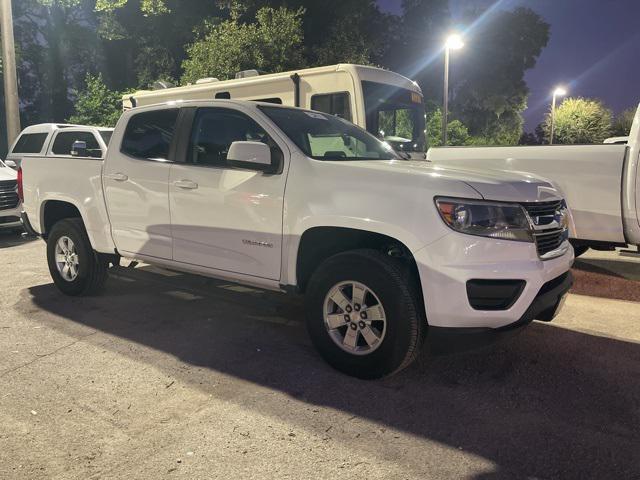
305, 249, 425, 379
46, 218, 109, 296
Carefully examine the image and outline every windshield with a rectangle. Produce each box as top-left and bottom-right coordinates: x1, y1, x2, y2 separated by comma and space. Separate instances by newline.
259, 106, 399, 161
362, 81, 426, 153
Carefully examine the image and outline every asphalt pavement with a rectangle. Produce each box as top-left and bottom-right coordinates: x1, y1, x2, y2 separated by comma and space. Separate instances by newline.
1, 232, 639, 479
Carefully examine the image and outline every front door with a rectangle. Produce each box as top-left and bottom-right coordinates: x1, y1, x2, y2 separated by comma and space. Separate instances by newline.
169, 107, 288, 280
103, 108, 179, 259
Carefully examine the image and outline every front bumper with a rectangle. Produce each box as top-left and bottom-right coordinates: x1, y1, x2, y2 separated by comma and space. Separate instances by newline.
429, 272, 572, 353
414, 231, 574, 346
0, 204, 23, 229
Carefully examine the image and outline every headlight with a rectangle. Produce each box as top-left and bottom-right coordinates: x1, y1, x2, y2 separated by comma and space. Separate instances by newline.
435, 197, 533, 242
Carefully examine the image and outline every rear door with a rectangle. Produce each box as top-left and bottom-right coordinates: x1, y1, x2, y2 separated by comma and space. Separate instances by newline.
103, 108, 179, 259
168, 106, 289, 280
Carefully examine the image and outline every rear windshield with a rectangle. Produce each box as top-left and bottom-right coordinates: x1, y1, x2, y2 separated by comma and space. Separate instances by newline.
259, 106, 398, 161
12, 133, 48, 154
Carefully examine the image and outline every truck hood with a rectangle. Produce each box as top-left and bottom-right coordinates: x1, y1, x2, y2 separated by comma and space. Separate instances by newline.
350, 160, 562, 203
0, 162, 17, 181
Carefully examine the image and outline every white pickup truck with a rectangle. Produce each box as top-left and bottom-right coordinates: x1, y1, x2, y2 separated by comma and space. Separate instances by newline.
429, 104, 640, 256
20, 100, 574, 378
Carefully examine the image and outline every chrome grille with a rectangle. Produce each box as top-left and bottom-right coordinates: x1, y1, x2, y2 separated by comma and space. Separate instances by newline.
0, 180, 19, 211
521, 200, 568, 258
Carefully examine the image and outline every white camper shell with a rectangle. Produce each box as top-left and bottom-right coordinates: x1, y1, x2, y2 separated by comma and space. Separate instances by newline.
123, 64, 427, 159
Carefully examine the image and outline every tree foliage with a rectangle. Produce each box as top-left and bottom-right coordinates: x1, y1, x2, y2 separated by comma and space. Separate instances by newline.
426, 109, 470, 147
612, 107, 636, 137
67, 74, 124, 127
451, 7, 549, 145
542, 97, 612, 144
181, 7, 306, 83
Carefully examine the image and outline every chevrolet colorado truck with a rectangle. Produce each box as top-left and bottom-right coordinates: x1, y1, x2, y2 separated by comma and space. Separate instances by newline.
20, 100, 574, 378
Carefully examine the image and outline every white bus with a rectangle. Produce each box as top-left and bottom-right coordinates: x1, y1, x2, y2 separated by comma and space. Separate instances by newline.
122, 64, 427, 159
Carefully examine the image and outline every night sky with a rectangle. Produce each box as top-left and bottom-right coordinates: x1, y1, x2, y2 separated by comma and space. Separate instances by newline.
378, 0, 640, 131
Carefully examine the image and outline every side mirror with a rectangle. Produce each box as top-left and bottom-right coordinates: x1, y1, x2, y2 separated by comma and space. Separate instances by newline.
71, 140, 88, 157
4, 159, 17, 169
227, 141, 276, 173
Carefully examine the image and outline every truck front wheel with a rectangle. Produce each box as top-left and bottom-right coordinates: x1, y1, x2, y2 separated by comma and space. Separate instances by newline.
46, 218, 109, 296
305, 249, 425, 379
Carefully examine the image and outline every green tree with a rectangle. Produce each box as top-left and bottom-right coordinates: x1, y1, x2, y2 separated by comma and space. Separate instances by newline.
426, 109, 470, 147
181, 7, 305, 84
68, 74, 124, 127
612, 107, 636, 137
451, 7, 549, 145
542, 97, 612, 144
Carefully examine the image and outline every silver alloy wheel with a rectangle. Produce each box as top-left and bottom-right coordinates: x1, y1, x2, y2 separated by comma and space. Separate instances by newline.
54, 236, 79, 282
323, 280, 387, 355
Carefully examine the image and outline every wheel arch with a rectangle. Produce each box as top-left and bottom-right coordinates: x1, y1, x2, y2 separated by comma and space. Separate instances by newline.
293, 226, 422, 294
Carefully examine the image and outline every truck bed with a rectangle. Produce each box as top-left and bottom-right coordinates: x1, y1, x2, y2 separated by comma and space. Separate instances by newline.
21, 156, 115, 253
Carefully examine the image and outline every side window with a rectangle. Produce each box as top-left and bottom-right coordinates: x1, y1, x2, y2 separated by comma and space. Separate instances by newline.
52, 131, 102, 158
311, 92, 352, 121
251, 98, 283, 104
11, 133, 48, 154
189, 108, 271, 167
121, 109, 178, 160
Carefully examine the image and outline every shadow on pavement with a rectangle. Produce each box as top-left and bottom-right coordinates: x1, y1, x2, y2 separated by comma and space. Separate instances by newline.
0, 229, 34, 249
25, 266, 640, 479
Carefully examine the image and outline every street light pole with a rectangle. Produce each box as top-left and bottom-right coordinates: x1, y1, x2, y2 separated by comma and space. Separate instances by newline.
0, 0, 21, 148
442, 34, 464, 146
442, 47, 450, 146
550, 87, 567, 145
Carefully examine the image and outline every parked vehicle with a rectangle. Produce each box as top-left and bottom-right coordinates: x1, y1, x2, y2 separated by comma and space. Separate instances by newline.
20, 100, 573, 378
5, 123, 114, 169
0, 159, 21, 231
123, 64, 428, 159
428, 104, 640, 256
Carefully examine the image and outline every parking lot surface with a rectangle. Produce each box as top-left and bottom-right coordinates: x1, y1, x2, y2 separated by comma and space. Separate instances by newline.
1, 233, 639, 479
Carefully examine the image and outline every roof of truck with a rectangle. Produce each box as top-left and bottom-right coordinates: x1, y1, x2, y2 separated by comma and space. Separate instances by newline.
19, 123, 114, 134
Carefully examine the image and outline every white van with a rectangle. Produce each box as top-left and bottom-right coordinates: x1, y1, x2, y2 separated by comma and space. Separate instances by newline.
123, 64, 427, 159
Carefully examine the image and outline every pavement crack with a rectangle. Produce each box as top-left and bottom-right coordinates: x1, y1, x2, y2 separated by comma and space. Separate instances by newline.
0, 331, 97, 378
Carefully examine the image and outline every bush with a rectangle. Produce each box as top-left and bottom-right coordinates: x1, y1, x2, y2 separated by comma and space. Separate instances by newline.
542, 97, 612, 144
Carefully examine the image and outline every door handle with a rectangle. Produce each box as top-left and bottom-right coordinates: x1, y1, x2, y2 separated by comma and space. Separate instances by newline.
173, 179, 198, 190
104, 172, 128, 182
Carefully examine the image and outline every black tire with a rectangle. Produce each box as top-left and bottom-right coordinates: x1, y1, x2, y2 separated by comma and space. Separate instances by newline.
46, 218, 109, 296
305, 249, 426, 379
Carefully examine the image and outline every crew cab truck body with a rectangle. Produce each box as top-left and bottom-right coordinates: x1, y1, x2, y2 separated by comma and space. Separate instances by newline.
5, 123, 114, 170
21, 100, 574, 378
428, 104, 640, 256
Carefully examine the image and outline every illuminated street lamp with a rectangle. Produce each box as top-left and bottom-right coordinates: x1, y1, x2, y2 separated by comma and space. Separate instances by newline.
550, 87, 567, 145
442, 34, 464, 145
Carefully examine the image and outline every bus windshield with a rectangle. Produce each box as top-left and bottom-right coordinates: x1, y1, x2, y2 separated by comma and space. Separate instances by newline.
362, 81, 426, 154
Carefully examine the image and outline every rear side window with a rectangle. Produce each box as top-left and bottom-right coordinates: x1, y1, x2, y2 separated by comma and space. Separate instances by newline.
121, 109, 178, 160
52, 131, 102, 158
311, 92, 352, 121
12, 133, 48, 154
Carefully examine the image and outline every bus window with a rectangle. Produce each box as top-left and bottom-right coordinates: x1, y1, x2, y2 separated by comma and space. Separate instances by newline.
215, 92, 231, 99
311, 92, 352, 121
